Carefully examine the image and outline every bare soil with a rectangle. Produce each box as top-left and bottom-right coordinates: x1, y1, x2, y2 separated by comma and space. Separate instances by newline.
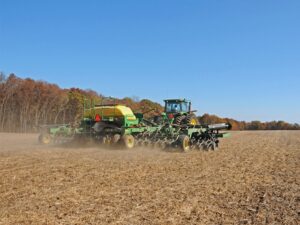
0, 131, 299, 225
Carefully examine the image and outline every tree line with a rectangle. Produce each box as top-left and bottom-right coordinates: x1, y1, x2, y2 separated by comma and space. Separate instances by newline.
198, 114, 300, 131
0, 73, 162, 132
0, 73, 298, 132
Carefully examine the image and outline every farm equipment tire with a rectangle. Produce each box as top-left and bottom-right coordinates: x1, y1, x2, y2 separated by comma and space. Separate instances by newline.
38, 133, 51, 145
122, 135, 135, 149
112, 134, 121, 144
178, 135, 190, 152
175, 115, 186, 125
186, 113, 199, 125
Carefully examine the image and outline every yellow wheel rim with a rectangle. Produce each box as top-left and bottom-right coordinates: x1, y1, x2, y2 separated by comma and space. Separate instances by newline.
40, 134, 51, 144
190, 119, 197, 125
183, 138, 190, 150
184, 140, 189, 147
123, 135, 135, 149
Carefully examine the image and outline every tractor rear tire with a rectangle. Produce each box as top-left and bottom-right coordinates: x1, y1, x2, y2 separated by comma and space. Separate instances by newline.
122, 135, 135, 149
178, 135, 190, 152
175, 115, 186, 125
38, 133, 51, 145
186, 113, 199, 125
174, 114, 199, 126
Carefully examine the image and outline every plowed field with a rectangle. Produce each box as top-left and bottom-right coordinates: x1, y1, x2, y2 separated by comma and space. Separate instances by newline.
0, 131, 299, 224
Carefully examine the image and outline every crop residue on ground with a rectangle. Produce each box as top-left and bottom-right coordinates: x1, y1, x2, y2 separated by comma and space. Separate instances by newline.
0, 131, 299, 224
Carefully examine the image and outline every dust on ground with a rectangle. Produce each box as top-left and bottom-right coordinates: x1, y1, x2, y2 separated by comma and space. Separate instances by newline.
0, 131, 299, 224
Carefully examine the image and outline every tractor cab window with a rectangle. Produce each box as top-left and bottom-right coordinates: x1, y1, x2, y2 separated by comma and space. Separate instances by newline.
166, 103, 179, 113
165, 102, 189, 113
181, 102, 189, 113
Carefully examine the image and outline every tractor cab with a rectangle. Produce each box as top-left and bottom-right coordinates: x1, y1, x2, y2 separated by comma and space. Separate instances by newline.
164, 99, 192, 114
162, 99, 199, 125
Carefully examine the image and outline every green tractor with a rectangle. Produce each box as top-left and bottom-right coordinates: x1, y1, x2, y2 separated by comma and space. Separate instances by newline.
38, 98, 231, 152
154, 99, 199, 126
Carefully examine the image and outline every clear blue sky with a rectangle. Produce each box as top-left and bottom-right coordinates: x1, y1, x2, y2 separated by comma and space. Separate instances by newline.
1, 0, 299, 123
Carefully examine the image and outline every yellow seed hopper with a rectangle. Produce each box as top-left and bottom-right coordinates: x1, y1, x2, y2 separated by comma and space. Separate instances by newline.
84, 105, 137, 121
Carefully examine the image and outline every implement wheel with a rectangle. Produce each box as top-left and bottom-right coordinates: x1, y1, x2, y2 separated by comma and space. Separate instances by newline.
122, 135, 135, 149
38, 133, 51, 145
178, 135, 190, 152
112, 134, 121, 144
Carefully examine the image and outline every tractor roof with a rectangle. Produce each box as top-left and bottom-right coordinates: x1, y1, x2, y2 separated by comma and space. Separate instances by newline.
164, 99, 191, 103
